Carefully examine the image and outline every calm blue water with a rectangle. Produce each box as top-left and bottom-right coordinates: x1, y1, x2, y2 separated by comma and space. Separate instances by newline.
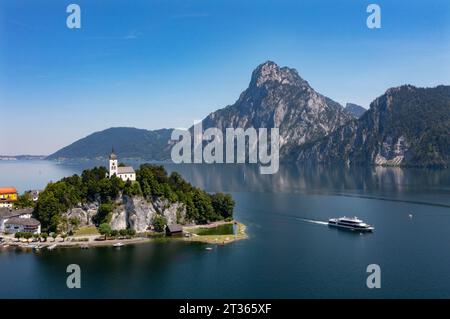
1, 160, 450, 298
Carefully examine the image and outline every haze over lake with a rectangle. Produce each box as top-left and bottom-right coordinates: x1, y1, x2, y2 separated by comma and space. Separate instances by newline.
1, 160, 450, 298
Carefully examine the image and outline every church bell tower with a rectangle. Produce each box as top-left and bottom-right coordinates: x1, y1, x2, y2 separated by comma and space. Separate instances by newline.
109, 147, 118, 176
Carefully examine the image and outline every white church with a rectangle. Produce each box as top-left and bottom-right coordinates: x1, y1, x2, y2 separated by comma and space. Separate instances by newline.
108, 149, 136, 182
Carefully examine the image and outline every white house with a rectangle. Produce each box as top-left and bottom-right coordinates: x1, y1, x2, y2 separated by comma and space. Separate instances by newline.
0, 208, 39, 234
5, 217, 41, 235
108, 149, 136, 182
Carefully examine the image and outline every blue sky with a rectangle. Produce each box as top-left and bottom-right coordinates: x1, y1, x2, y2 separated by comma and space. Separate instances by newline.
0, 0, 449, 155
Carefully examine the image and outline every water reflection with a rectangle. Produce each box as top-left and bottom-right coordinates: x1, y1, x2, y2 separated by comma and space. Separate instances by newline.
1, 160, 449, 206
164, 164, 450, 206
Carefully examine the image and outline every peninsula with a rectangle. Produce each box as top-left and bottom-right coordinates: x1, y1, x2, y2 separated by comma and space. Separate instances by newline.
0, 151, 247, 250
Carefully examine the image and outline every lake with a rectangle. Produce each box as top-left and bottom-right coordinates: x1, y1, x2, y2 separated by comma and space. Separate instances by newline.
1, 160, 450, 298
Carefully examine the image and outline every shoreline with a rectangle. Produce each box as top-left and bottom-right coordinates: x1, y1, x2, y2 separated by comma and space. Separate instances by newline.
0, 220, 248, 251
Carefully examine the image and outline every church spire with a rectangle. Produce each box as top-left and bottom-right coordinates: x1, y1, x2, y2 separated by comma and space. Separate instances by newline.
109, 147, 117, 160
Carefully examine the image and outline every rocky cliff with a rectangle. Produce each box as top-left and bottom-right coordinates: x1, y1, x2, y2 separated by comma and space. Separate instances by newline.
295, 85, 450, 167
110, 195, 186, 232
63, 194, 187, 233
199, 61, 353, 159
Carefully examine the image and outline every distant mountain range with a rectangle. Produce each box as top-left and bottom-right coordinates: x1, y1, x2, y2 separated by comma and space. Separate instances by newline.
0, 155, 46, 161
47, 61, 450, 168
345, 103, 367, 118
47, 128, 172, 160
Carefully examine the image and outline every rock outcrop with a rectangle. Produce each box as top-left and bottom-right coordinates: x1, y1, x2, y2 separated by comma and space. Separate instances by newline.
64, 195, 187, 233
110, 196, 187, 232
64, 203, 98, 226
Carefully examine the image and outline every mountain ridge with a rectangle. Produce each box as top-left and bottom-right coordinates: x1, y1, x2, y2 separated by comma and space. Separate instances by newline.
294, 84, 450, 167
47, 127, 173, 160
47, 62, 449, 168
49, 61, 353, 161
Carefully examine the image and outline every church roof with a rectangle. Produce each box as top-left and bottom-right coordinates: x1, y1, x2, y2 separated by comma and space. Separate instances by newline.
118, 166, 135, 174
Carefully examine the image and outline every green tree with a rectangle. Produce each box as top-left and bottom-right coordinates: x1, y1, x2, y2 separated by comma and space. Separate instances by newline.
41, 232, 48, 242
58, 216, 69, 234
126, 229, 136, 237
33, 190, 62, 233
192, 189, 216, 224
94, 203, 113, 225
210, 193, 235, 219
23, 232, 33, 240
152, 215, 167, 232
14, 192, 35, 209
69, 217, 81, 230
119, 229, 128, 237
123, 181, 142, 197
98, 223, 112, 239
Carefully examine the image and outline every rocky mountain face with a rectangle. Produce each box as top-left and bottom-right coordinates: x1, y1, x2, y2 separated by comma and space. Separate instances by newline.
63, 194, 187, 233
295, 85, 450, 167
345, 103, 367, 118
48, 61, 353, 162
200, 61, 353, 159
46, 62, 448, 168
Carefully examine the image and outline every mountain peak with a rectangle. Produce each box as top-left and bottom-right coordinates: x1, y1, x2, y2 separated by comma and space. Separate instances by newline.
345, 103, 367, 118
250, 61, 306, 88
385, 84, 417, 95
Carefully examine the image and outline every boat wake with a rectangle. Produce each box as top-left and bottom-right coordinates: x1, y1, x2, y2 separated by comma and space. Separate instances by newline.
296, 218, 328, 226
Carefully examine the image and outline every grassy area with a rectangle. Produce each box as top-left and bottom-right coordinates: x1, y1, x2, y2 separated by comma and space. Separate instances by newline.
183, 222, 247, 245
188, 223, 235, 236
74, 225, 99, 236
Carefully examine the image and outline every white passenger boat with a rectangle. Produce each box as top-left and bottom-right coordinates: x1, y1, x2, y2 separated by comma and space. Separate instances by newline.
328, 216, 374, 232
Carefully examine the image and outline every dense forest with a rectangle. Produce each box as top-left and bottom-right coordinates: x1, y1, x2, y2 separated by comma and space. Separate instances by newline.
32, 165, 234, 233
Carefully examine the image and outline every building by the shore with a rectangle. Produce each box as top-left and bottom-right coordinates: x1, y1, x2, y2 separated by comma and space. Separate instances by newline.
4, 217, 41, 235
0, 187, 18, 208
107, 149, 136, 182
166, 224, 183, 236
0, 207, 40, 234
